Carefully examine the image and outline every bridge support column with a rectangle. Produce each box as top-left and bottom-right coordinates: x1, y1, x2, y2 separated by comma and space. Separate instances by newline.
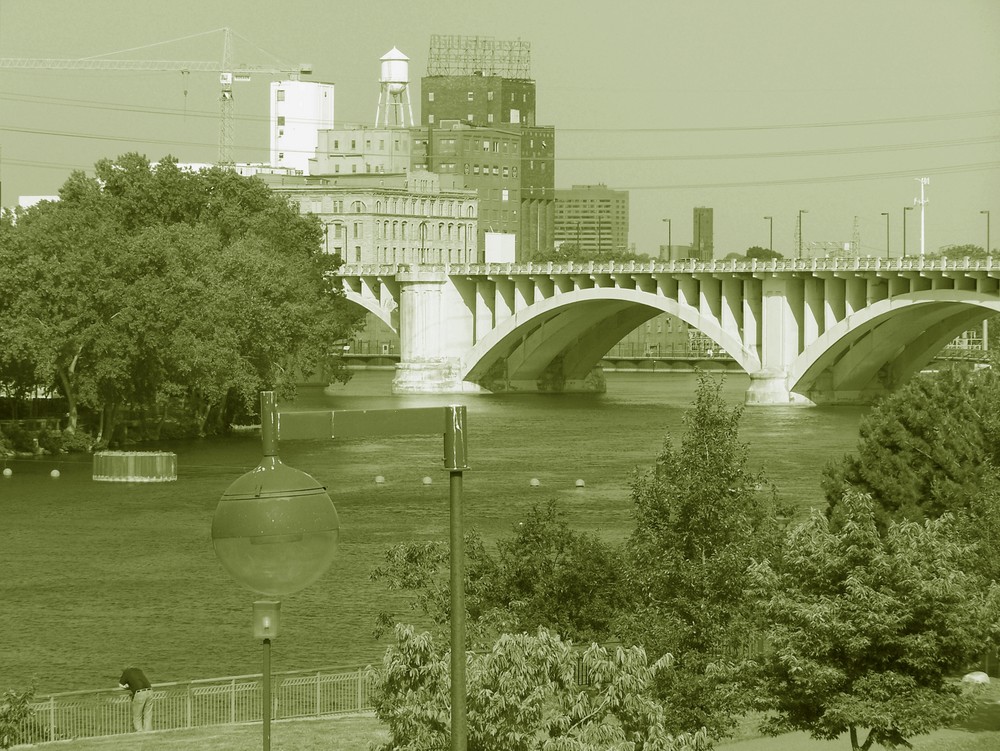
745, 369, 814, 406
392, 269, 481, 394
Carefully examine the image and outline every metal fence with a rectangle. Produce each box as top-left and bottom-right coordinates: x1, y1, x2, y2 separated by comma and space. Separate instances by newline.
23, 664, 374, 744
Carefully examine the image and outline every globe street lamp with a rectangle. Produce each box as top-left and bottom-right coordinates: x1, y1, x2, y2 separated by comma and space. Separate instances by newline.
262, 405, 468, 751
903, 206, 913, 258
763, 216, 773, 252
881, 212, 889, 258
212, 392, 339, 751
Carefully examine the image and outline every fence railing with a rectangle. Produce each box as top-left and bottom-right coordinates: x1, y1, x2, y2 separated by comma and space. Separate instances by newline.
23, 664, 374, 745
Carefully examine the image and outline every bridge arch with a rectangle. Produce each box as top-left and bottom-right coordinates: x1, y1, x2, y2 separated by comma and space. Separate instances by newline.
342, 290, 397, 334
790, 290, 1000, 404
462, 287, 760, 391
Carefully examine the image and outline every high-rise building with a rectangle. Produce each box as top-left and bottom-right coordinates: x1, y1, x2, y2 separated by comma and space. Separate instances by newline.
692, 207, 714, 261
553, 184, 629, 254
270, 80, 335, 174
417, 35, 554, 261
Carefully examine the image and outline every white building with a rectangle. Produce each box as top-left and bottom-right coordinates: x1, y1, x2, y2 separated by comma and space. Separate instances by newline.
270, 80, 335, 174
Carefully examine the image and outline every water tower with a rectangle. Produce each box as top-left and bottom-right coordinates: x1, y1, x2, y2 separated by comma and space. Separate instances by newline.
376, 47, 414, 127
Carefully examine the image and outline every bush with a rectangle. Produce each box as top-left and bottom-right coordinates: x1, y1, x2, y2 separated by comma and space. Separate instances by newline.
0, 685, 37, 749
36, 428, 63, 454
59, 429, 94, 453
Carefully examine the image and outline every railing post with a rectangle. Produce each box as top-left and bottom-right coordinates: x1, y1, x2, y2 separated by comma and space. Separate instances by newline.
316, 672, 321, 716
357, 668, 364, 711
230, 678, 236, 725
186, 683, 192, 728
48, 696, 56, 742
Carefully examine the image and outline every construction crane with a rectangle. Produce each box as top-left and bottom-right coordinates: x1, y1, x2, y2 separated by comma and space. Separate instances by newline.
0, 27, 312, 165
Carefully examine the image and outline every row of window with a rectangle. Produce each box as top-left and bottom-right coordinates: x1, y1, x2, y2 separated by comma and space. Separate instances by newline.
304, 198, 476, 218
426, 91, 529, 103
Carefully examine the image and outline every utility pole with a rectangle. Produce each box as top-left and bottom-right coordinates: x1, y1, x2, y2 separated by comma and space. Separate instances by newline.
763, 216, 773, 252
662, 218, 671, 260
797, 209, 808, 259
982, 210, 991, 255
915, 177, 929, 256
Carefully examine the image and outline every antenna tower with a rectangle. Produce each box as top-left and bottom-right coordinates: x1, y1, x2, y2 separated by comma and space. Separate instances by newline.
851, 216, 861, 256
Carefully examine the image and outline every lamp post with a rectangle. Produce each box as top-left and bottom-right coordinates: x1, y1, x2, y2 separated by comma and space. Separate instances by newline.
419, 221, 428, 264
881, 212, 889, 258
982, 210, 991, 255
212, 392, 340, 751
662, 218, 671, 261
902, 206, 913, 257
797, 209, 808, 259
763, 216, 773, 252
269, 399, 470, 751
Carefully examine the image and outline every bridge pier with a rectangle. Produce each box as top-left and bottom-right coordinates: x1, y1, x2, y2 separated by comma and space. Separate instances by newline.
745, 369, 813, 406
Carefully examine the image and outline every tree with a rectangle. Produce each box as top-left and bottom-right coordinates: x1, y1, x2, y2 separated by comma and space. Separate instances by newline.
822, 365, 1000, 526
617, 372, 786, 736
745, 246, 784, 260
371, 502, 623, 646
0, 685, 37, 750
371, 624, 709, 751
749, 491, 999, 751
0, 153, 364, 440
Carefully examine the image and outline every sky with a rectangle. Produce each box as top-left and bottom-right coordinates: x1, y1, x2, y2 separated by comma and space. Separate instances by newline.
1, 0, 998, 257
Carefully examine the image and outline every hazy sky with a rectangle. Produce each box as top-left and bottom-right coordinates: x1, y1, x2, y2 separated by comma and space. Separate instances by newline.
1, 0, 998, 256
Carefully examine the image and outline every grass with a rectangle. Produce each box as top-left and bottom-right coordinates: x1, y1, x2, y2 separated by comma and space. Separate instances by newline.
17, 683, 1000, 751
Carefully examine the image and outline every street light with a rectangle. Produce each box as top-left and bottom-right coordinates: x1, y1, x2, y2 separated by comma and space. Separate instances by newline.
797, 210, 808, 259
763, 216, 773, 252
881, 212, 889, 258
212, 392, 340, 751
662, 218, 671, 261
265, 398, 470, 751
902, 206, 913, 257
982, 210, 991, 255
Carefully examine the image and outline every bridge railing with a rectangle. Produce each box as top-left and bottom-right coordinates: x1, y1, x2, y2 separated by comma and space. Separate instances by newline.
22, 664, 373, 745
340, 255, 996, 278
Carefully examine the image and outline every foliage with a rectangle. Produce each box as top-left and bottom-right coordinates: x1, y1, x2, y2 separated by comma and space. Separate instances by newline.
822, 366, 1000, 526
618, 371, 786, 737
931, 244, 988, 259
533, 244, 645, 264
749, 491, 999, 751
371, 502, 623, 645
745, 246, 784, 260
370, 624, 709, 751
0, 685, 37, 750
0, 153, 364, 441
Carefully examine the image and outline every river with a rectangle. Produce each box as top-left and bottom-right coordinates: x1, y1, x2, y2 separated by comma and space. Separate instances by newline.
0, 371, 866, 693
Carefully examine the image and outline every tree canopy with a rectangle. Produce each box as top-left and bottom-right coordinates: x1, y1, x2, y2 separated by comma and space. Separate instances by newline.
822, 365, 1000, 525
750, 491, 998, 751
0, 153, 363, 441
371, 625, 709, 751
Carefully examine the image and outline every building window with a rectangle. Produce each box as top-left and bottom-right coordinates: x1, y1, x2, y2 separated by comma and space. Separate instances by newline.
483, 140, 490, 151
333, 140, 339, 148
276, 90, 285, 101
276, 116, 285, 126
467, 114, 473, 122
473, 165, 480, 175
487, 113, 494, 123
428, 92, 435, 101
502, 166, 509, 178
352, 164, 358, 173
428, 114, 435, 124
502, 189, 509, 202
379, 139, 385, 150
467, 91, 474, 101
353, 223, 361, 239
277, 152, 284, 160
351, 140, 356, 149
487, 91, 494, 101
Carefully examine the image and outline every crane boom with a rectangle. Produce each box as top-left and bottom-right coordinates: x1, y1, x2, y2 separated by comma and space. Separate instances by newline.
0, 28, 311, 165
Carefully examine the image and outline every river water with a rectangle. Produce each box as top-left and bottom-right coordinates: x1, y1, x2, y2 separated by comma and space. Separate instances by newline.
1, 371, 865, 693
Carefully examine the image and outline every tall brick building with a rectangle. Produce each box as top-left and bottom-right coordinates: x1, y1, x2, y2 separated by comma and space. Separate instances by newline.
416, 35, 554, 260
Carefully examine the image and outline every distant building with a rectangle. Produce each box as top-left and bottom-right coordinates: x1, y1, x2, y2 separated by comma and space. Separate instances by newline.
262, 170, 478, 265
553, 184, 629, 254
309, 126, 412, 176
418, 35, 554, 261
692, 207, 714, 261
270, 80, 336, 174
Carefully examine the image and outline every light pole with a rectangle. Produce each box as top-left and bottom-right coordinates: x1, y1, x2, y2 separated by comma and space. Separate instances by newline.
662, 218, 671, 261
763, 216, 773, 252
419, 221, 428, 264
212, 392, 340, 751
272, 399, 470, 751
902, 206, 913, 257
982, 210, 991, 255
881, 212, 889, 258
797, 209, 808, 259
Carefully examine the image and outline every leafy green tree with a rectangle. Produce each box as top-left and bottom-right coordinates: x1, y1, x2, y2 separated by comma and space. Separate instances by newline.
0, 153, 363, 440
618, 372, 786, 736
822, 366, 1000, 525
745, 246, 784, 260
371, 625, 709, 751
749, 491, 999, 751
371, 502, 623, 645
0, 685, 37, 749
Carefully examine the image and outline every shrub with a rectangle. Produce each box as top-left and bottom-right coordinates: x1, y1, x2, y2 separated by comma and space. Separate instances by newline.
0, 685, 37, 749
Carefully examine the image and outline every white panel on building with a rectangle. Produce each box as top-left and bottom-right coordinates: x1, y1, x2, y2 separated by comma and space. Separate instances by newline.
484, 232, 516, 263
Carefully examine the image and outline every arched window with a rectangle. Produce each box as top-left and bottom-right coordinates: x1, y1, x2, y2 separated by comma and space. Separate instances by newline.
466, 204, 475, 218
350, 200, 366, 213
376, 200, 383, 213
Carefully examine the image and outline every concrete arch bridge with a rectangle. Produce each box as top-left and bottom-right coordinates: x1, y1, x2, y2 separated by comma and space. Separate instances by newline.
337, 256, 999, 405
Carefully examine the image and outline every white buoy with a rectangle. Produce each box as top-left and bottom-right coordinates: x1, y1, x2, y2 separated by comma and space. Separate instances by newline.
374, 475, 386, 485
530, 478, 540, 488
422, 476, 433, 485
50, 469, 61, 479
575, 479, 585, 488
2, 467, 12, 478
